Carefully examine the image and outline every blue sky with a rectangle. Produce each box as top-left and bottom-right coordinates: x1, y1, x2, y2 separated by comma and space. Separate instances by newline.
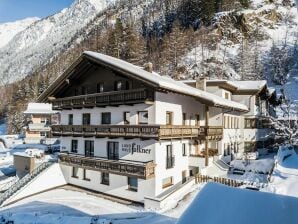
0, 0, 74, 23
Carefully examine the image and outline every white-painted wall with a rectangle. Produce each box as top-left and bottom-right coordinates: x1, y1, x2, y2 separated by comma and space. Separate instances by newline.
155, 92, 205, 126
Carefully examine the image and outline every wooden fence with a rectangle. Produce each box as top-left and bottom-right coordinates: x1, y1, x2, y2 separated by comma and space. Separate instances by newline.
195, 174, 243, 187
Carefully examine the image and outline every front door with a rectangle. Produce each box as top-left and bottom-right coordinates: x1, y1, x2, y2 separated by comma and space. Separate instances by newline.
107, 142, 119, 160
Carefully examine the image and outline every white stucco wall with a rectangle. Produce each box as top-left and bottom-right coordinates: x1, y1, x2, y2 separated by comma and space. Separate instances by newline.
155, 92, 205, 126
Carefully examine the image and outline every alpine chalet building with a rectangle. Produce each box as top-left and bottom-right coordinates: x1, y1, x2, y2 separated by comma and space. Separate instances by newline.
38, 52, 276, 203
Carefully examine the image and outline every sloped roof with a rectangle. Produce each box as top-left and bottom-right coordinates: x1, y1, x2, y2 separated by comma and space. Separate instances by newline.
38, 51, 248, 111
177, 183, 298, 224
183, 79, 267, 93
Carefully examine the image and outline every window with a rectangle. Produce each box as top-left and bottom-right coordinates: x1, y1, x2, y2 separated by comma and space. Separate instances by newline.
71, 140, 78, 153
123, 112, 130, 124
182, 113, 187, 125
224, 92, 230, 99
166, 112, 173, 125
115, 81, 122, 91
40, 132, 46, 137
101, 112, 111, 124
182, 170, 187, 184
166, 145, 174, 169
72, 167, 79, 178
97, 83, 104, 93
68, 114, 73, 125
182, 143, 187, 156
85, 140, 94, 157
82, 113, 90, 125
128, 177, 138, 192
245, 118, 257, 128
101, 172, 109, 185
195, 114, 200, 126
244, 142, 256, 152
41, 117, 46, 124
107, 142, 119, 160
83, 169, 90, 181
162, 176, 173, 189
138, 111, 148, 124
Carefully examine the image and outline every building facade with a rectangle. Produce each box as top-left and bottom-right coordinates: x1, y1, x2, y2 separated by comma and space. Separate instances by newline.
24, 103, 59, 144
38, 51, 276, 203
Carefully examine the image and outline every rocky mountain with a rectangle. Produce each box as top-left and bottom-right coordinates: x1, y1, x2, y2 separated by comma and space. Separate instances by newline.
0, 17, 39, 49
0, 0, 113, 84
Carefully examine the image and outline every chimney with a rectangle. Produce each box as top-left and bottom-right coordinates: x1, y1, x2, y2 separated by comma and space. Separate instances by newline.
196, 77, 207, 91
144, 62, 153, 73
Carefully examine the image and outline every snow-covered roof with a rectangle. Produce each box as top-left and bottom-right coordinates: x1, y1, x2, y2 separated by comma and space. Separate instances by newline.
183, 79, 267, 93
38, 51, 248, 111
83, 52, 248, 111
23, 103, 56, 115
177, 183, 298, 224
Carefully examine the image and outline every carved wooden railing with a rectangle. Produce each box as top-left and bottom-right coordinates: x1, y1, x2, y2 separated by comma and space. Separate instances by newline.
59, 153, 155, 179
52, 125, 202, 139
52, 88, 154, 110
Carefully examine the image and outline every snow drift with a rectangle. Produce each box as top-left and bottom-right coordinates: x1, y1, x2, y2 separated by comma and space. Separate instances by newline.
177, 183, 298, 224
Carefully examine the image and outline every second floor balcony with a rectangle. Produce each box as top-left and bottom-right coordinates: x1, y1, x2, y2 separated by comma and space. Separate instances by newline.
52, 124, 203, 140
52, 125, 224, 140
28, 123, 51, 132
52, 88, 154, 110
59, 152, 155, 179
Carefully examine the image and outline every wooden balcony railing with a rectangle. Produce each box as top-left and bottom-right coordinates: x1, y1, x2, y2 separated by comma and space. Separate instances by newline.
52, 125, 202, 140
59, 153, 155, 179
189, 148, 219, 158
52, 88, 154, 110
199, 126, 223, 140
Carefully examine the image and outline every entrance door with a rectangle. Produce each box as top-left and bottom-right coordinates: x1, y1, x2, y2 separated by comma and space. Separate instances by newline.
107, 142, 119, 160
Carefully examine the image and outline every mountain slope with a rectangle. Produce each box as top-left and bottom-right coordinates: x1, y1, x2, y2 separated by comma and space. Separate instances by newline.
0, 17, 39, 49
0, 0, 112, 84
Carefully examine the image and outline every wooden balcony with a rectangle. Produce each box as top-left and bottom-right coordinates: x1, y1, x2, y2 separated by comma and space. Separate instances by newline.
52, 88, 154, 110
199, 126, 223, 140
59, 153, 155, 179
52, 125, 202, 140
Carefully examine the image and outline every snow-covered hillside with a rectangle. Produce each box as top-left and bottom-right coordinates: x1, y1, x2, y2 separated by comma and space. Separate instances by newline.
0, 17, 39, 49
0, 0, 113, 84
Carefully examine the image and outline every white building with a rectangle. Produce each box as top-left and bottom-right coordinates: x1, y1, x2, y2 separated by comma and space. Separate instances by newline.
37, 51, 276, 203
23, 103, 59, 144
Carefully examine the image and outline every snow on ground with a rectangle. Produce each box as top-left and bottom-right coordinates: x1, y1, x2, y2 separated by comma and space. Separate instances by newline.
230, 154, 274, 174
177, 182, 298, 224
0, 182, 205, 224
0, 17, 39, 49
227, 171, 268, 184
263, 147, 298, 197
0, 188, 173, 224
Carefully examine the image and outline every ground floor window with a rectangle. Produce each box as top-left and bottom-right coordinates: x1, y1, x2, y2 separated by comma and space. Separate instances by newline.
162, 176, 173, 189
127, 177, 138, 192
244, 142, 256, 152
72, 167, 79, 178
101, 172, 109, 185
83, 169, 90, 181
